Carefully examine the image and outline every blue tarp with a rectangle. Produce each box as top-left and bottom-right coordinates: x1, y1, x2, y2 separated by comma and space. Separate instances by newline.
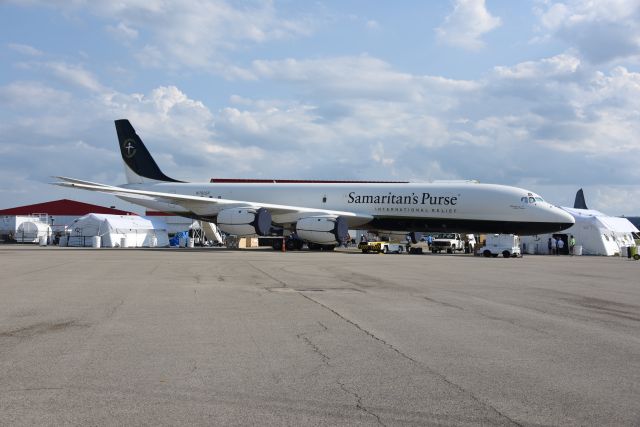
169, 231, 189, 247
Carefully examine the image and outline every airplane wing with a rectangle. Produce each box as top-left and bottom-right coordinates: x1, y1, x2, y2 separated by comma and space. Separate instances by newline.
52, 176, 373, 226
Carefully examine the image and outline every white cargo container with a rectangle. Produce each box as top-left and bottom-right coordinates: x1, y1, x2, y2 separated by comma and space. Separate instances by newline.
479, 234, 522, 258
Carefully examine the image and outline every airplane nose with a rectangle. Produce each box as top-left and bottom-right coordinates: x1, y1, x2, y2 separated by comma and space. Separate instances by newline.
553, 207, 575, 231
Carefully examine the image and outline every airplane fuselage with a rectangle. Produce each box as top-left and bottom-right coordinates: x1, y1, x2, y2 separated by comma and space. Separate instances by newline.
121, 181, 574, 235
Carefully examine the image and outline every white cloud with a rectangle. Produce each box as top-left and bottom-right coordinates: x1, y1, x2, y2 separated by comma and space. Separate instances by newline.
436, 0, 502, 50
494, 53, 581, 79
18, 0, 314, 71
6, 0, 316, 74
43, 52, 639, 192
366, 20, 380, 30
536, 0, 640, 63
0, 81, 72, 109
248, 55, 478, 105
106, 21, 138, 43
240, 53, 639, 189
7, 43, 43, 56
45, 62, 104, 92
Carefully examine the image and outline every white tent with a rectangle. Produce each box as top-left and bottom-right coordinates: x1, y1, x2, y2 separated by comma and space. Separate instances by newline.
67, 214, 169, 248
521, 207, 638, 256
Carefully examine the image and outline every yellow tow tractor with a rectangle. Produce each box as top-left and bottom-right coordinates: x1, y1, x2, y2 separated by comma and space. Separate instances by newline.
358, 241, 405, 254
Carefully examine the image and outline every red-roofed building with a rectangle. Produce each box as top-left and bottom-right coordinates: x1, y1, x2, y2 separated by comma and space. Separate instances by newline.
0, 199, 133, 217
1, 199, 136, 240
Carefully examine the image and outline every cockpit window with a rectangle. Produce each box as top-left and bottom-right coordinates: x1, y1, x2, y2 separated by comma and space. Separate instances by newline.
522, 196, 544, 204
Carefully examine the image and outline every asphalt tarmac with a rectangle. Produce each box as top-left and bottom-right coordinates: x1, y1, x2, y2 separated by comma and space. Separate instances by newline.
0, 246, 639, 426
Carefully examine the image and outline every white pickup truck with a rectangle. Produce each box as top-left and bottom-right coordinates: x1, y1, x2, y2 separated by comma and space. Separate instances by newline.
430, 233, 464, 254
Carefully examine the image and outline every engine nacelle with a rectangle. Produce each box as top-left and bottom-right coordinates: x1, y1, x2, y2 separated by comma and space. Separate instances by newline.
217, 207, 272, 236
296, 216, 349, 245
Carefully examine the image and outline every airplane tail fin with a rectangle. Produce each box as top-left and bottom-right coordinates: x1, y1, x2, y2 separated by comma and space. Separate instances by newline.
115, 119, 181, 184
573, 188, 588, 210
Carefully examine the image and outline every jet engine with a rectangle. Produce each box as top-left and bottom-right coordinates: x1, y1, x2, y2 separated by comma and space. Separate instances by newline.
217, 207, 272, 236
296, 216, 349, 245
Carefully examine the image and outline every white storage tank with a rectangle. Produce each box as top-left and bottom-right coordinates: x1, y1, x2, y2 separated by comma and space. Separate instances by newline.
16, 221, 51, 244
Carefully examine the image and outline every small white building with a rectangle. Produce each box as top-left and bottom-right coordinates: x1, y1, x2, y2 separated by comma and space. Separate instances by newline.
521, 207, 638, 256
67, 214, 169, 248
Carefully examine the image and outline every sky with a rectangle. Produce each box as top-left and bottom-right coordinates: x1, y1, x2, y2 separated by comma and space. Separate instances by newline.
1, 0, 640, 215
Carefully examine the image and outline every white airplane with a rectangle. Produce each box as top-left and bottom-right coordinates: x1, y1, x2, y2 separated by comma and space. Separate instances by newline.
54, 119, 574, 248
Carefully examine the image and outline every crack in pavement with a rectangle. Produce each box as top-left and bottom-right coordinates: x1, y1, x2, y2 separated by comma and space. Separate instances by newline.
299, 292, 523, 427
248, 262, 288, 289
104, 298, 125, 321
6, 387, 65, 392
337, 380, 386, 426
296, 321, 332, 368
7, 261, 76, 279
251, 264, 521, 426
299, 293, 418, 363
298, 335, 330, 367
297, 327, 384, 425
422, 296, 465, 311
0, 320, 88, 339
